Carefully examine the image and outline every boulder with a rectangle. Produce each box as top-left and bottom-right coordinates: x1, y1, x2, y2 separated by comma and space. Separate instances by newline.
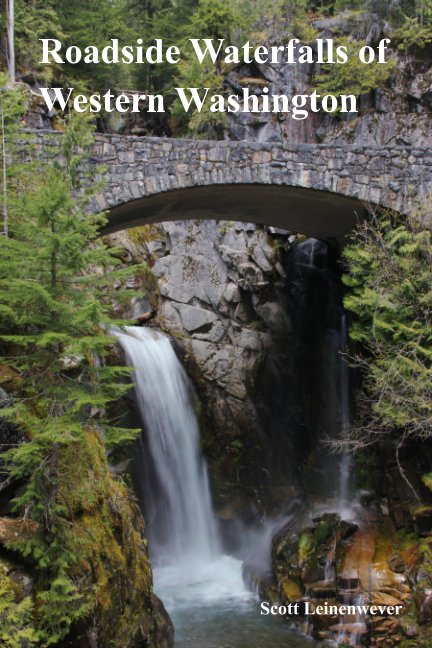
173, 303, 218, 333
388, 553, 406, 574
0, 518, 39, 546
416, 589, 432, 624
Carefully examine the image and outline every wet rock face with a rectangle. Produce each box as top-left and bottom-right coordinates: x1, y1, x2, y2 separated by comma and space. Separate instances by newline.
151, 220, 295, 497
246, 508, 432, 647
150, 223, 345, 501
105, 222, 346, 511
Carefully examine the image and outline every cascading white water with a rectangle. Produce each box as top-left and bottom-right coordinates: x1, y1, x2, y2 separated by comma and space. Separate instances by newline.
113, 325, 218, 564
338, 313, 352, 514
335, 591, 367, 646
114, 325, 314, 648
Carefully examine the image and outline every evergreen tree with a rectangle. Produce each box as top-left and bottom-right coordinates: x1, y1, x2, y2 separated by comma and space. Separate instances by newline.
341, 209, 432, 484
0, 95, 139, 642
13, 0, 62, 77
0, 74, 26, 236
126, 0, 198, 93
51, 0, 134, 91
315, 37, 396, 99
170, 0, 247, 137
394, 0, 432, 49
0, 570, 39, 647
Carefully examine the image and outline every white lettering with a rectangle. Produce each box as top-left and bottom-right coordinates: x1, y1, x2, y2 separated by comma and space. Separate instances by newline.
39, 87, 73, 111
175, 87, 210, 112
189, 38, 224, 64
40, 39, 63, 64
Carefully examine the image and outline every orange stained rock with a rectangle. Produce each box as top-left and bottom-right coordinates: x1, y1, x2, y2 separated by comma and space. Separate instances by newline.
339, 527, 376, 593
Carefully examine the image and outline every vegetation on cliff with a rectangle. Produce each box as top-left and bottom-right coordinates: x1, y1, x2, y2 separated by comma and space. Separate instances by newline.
342, 208, 432, 499
0, 429, 172, 647
0, 85, 172, 646
2, 0, 432, 136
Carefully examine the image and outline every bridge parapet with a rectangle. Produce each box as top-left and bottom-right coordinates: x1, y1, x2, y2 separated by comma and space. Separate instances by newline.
29, 130, 431, 241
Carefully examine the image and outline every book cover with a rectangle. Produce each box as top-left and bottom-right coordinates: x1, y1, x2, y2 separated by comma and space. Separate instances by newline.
0, 1, 431, 647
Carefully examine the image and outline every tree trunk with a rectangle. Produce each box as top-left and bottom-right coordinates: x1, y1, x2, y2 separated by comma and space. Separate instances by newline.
1, 105, 8, 237
7, 0, 15, 83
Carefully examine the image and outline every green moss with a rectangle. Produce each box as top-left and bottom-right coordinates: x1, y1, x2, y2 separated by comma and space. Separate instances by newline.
422, 473, 432, 493
280, 578, 303, 603
400, 639, 432, 648
298, 531, 315, 564
57, 431, 155, 644
1, 430, 162, 647
315, 519, 334, 544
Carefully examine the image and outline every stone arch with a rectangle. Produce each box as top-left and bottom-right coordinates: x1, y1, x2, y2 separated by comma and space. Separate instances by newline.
31, 131, 430, 242
100, 184, 366, 246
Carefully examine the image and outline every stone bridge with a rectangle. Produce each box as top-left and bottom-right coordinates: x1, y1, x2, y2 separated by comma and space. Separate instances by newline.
34, 131, 431, 244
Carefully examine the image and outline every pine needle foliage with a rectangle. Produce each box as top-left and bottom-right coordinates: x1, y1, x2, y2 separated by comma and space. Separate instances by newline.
393, 0, 432, 50
342, 208, 432, 450
170, 0, 247, 137
315, 37, 396, 99
0, 95, 141, 643
0, 570, 39, 647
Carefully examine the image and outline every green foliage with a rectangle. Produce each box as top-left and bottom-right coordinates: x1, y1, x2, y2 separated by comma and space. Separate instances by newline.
0, 571, 39, 647
8, 0, 406, 134
298, 531, 316, 563
422, 472, 432, 492
332, 0, 413, 21
169, 0, 248, 136
170, 57, 227, 137
333, 0, 363, 9
316, 37, 396, 98
241, 0, 316, 41
123, 0, 198, 94
342, 208, 432, 448
394, 1, 432, 49
190, 0, 243, 41
52, 0, 135, 91
0, 91, 140, 643
0, 74, 29, 239
14, 0, 63, 77
2, 0, 419, 136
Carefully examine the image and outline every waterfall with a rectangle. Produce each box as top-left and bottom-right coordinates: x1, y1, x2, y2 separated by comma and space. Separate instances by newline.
338, 312, 352, 513
114, 325, 282, 647
113, 326, 218, 564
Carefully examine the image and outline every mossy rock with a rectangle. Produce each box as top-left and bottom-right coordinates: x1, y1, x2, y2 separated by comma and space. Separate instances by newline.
279, 577, 303, 603
422, 473, 432, 494
0, 430, 173, 648
58, 431, 173, 647
0, 364, 20, 389
315, 517, 337, 544
298, 531, 316, 564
